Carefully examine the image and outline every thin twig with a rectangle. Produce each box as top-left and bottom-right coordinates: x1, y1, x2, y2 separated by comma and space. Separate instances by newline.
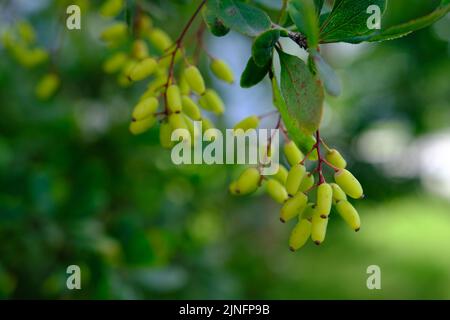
162, 0, 207, 114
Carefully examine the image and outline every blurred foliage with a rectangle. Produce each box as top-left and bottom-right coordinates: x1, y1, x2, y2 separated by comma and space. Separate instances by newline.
0, 0, 449, 299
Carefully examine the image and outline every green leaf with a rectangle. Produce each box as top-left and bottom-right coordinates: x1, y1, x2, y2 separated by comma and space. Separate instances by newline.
271, 76, 315, 153
253, 0, 284, 10
252, 29, 280, 67
278, 51, 324, 136
202, 6, 230, 37
309, 49, 341, 97
314, 0, 325, 15
240, 57, 270, 88
213, 0, 272, 37
320, 0, 387, 43
346, 2, 450, 43
289, 0, 320, 48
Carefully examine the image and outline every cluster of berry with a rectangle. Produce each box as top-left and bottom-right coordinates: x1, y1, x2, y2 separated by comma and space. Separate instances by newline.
99, 0, 365, 252
230, 139, 363, 251
99, 0, 234, 148
2, 21, 59, 100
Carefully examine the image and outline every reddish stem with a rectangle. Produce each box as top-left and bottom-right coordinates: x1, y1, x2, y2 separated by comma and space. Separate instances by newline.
258, 110, 279, 120
162, 0, 207, 114
259, 115, 282, 176
322, 158, 340, 172
193, 22, 207, 64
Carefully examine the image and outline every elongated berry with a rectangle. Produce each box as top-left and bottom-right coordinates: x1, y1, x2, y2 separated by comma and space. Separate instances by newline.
17, 21, 36, 44
179, 74, 190, 95
23, 47, 48, 67
202, 117, 215, 131
336, 200, 361, 232
132, 97, 158, 121
100, 22, 127, 43
132, 40, 149, 60
129, 57, 157, 81
300, 203, 315, 221
143, 75, 167, 98
167, 85, 182, 113
35, 73, 60, 100
129, 117, 156, 135
233, 115, 260, 133
199, 89, 225, 114
184, 66, 205, 95
169, 113, 191, 144
299, 173, 314, 192
181, 96, 201, 120
284, 141, 304, 167
100, 0, 124, 17
334, 169, 364, 199
330, 183, 347, 204
316, 183, 333, 218
311, 213, 328, 245
159, 120, 173, 149
236, 168, 261, 195
229, 181, 239, 195
280, 192, 307, 223
184, 115, 197, 146
210, 59, 234, 84
266, 179, 289, 204
10, 44, 49, 68
103, 52, 128, 74
117, 74, 132, 88
148, 28, 173, 52
137, 15, 153, 37
273, 165, 289, 185
326, 149, 347, 169
289, 219, 312, 251
285, 164, 306, 197
168, 113, 189, 131
118, 59, 137, 87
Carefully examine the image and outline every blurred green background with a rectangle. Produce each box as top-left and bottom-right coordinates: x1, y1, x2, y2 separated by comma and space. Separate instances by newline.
0, 0, 449, 299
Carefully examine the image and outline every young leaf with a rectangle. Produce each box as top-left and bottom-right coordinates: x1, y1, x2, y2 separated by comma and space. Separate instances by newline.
271, 77, 315, 153
278, 51, 324, 136
309, 49, 341, 97
289, 0, 320, 48
240, 57, 270, 88
252, 29, 280, 67
320, 0, 387, 43
347, 1, 450, 43
214, 0, 272, 37
202, 5, 230, 37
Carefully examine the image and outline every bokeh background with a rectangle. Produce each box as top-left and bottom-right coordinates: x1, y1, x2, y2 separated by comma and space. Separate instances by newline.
0, 0, 449, 299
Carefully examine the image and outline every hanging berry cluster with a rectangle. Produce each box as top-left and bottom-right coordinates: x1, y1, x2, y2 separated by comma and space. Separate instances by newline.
230, 134, 364, 251
96, 0, 450, 251
99, 0, 235, 147
99, 0, 367, 252
2, 20, 60, 100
